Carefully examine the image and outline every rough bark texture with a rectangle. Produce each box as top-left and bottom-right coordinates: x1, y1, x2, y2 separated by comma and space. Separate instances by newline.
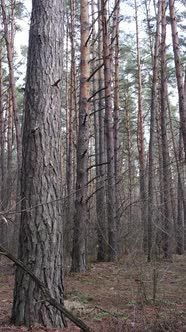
11, 0, 65, 327
71, 0, 90, 272
101, 0, 117, 261
169, 0, 186, 161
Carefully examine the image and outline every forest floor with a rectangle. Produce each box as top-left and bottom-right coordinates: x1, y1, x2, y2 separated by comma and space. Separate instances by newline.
0, 253, 186, 332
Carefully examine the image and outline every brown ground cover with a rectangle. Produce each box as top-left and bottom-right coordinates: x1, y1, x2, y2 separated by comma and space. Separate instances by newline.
0, 254, 186, 331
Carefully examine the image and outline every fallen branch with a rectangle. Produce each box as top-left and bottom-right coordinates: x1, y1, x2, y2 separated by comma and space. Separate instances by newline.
0, 244, 94, 332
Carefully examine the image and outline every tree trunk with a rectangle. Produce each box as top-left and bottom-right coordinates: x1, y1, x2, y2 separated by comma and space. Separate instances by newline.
91, 0, 107, 262
147, 0, 161, 262
113, 0, 120, 241
1, 0, 22, 254
1, 0, 22, 170
65, 0, 76, 259
169, 0, 186, 161
168, 102, 185, 254
160, 0, 172, 259
95, 2, 107, 261
135, 0, 147, 253
0, 46, 5, 206
126, 100, 132, 235
71, 0, 90, 272
11, 0, 65, 327
176, 133, 185, 254
101, 0, 117, 261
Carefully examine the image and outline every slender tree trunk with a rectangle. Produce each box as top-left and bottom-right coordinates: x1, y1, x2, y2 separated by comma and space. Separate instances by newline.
65, 12, 69, 189
169, 0, 186, 161
101, 0, 117, 261
135, 0, 147, 253
5, 88, 13, 209
65, 0, 76, 258
0, 47, 5, 206
96, 1, 107, 261
147, 0, 161, 262
144, 0, 153, 60
126, 100, 132, 234
91, 0, 107, 262
1, 0, 22, 254
71, 0, 90, 272
11, 0, 65, 327
160, 0, 172, 259
176, 133, 185, 254
168, 102, 185, 254
7, 89, 13, 179
113, 0, 120, 239
1, 0, 22, 170
156, 101, 164, 257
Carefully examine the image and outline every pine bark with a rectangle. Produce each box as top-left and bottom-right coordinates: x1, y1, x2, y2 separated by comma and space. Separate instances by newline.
101, 0, 117, 261
71, 0, 90, 272
11, 0, 65, 327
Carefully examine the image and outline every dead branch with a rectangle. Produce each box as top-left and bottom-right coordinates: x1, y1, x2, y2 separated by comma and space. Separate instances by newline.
0, 244, 94, 332
87, 161, 109, 171
87, 63, 104, 81
87, 87, 106, 102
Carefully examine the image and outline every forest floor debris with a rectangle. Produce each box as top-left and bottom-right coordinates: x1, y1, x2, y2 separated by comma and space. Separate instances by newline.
0, 254, 186, 331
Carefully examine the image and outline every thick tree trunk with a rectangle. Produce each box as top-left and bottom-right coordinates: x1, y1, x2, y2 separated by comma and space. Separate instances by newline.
101, 0, 117, 261
11, 0, 65, 327
71, 0, 90, 272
